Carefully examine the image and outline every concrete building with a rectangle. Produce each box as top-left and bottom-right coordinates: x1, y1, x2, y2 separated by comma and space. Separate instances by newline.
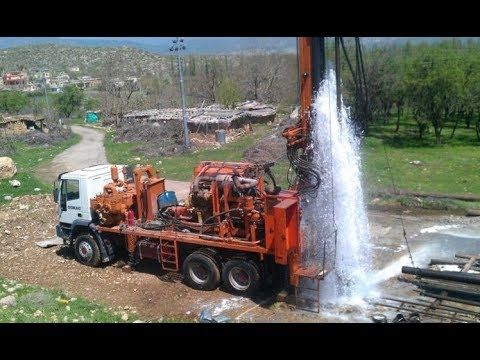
2, 71, 27, 86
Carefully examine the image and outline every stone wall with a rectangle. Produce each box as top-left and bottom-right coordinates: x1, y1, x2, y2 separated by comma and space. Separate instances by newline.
0, 120, 28, 136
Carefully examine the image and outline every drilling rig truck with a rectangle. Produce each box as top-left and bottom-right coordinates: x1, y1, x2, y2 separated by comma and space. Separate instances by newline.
53, 37, 326, 299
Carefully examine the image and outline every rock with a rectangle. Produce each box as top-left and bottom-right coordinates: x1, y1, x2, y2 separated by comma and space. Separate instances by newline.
9, 179, 21, 187
290, 106, 299, 120
409, 160, 422, 166
4, 230, 11, 235
121, 312, 129, 321
134, 157, 141, 161
0, 295, 16, 307
112, 260, 126, 268
0, 157, 17, 180
133, 319, 144, 323
19, 204, 29, 210
122, 265, 132, 273
3, 196, 12, 201
466, 209, 480, 217
33, 310, 43, 317
33, 188, 41, 192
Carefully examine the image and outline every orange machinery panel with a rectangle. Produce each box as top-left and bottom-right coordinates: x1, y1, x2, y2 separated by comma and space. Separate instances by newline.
272, 197, 300, 265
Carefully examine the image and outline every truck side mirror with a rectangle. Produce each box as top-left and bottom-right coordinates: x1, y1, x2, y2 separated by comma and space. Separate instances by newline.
53, 180, 59, 203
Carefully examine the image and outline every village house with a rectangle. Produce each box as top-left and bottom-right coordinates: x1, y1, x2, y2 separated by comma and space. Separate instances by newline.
2, 71, 27, 86
54, 72, 70, 85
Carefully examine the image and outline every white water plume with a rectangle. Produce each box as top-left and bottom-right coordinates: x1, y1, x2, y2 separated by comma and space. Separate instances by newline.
301, 69, 374, 303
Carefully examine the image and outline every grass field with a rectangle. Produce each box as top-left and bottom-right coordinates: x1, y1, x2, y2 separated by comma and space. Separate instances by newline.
0, 134, 80, 205
0, 277, 132, 323
362, 115, 480, 196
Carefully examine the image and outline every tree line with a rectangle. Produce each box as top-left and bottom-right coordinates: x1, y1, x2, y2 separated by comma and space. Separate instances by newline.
341, 38, 480, 144
98, 52, 298, 122
0, 85, 91, 122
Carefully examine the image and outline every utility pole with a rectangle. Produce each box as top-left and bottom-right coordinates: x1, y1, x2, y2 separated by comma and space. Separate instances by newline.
43, 76, 52, 122
170, 37, 191, 149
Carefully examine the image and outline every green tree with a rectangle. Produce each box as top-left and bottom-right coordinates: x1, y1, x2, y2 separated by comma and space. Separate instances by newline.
84, 97, 100, 111
53, 85, 84, 118
217, 78, 243, 109
405, 46, 463, 144
30, 97, 45, 117
0, 91, 29, 114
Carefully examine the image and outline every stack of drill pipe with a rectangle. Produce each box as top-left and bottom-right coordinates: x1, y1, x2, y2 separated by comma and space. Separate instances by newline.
402, 255, 480, 306
429, 259, 480, 272
402, 267, 480, 285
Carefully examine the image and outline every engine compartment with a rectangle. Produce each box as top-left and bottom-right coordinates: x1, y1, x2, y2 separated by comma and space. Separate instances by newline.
91, 161, 282, 245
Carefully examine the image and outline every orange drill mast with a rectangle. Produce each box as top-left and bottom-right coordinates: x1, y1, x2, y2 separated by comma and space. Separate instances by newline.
282, 37, 325, 194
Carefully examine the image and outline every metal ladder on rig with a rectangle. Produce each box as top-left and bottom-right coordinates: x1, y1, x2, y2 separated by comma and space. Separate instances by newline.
158, 239, 179, 271
295, 266, 325, 313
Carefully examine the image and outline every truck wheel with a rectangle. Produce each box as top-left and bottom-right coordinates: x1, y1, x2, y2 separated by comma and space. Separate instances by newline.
74, 234, 101, 267
183, 252, 220, 291
222, 259, 260, 296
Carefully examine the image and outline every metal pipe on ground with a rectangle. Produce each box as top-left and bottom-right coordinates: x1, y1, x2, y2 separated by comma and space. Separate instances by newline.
455, 253, 477, 260
429, 259, 480, 270
402, 266, 480, 285
417, 279, 480, 297
421, 291, 480, 307
430, 259, 469, 266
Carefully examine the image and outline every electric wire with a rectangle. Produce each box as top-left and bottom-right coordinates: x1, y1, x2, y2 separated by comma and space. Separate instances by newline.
382, 143, 416, 268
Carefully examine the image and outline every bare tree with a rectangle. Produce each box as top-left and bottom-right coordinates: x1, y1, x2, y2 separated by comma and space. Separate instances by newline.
99, 54, 140, 126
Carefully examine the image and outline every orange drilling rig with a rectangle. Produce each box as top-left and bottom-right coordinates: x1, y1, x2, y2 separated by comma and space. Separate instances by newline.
54, 37, 326, 297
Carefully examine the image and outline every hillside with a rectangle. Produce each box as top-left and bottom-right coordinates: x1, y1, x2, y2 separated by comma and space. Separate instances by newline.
0, 44, 169, 76
0, 37, 297, 55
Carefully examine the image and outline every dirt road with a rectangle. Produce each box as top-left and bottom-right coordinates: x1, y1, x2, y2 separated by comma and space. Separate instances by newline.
35, 125, 108, 183
34, 125, 190, 200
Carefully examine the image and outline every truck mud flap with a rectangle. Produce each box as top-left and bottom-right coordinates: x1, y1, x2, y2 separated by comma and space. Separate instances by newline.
88, 223, 114, 263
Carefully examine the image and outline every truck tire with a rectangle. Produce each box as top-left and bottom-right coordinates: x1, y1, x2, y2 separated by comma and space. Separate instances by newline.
74, 234, 101, 267
222, 259, 260, 296
183, 252, 220, 291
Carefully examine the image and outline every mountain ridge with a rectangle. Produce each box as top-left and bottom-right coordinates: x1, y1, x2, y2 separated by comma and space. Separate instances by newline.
1, 37, 478, 54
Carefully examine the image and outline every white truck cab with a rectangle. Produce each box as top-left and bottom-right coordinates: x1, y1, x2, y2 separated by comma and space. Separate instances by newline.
53, 164, 127, 246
